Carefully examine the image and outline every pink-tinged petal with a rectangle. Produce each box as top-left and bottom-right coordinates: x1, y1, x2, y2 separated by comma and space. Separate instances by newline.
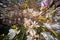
41, 0, 53, 8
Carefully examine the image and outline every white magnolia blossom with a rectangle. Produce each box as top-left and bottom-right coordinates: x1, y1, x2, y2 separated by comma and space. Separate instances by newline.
44, 23, 60, 30
8, 29, 20, 40
32, 21, 40, 28
27, 36, 32, 40
39, 12, 43, 15
26, 29, 38, 40
51, 23, 60, 30
24, 18, 33, 28
41, 32, 57, 40
41, 32, 49, 40
43, 23, 52, 30
26, 29, 36, 36
24, 18, 40, 28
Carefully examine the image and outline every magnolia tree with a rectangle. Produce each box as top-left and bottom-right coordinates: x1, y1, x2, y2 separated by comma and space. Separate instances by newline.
0, 0, 60, 40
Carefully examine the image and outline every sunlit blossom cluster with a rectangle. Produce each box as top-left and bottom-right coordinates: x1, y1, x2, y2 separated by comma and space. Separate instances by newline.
1, 0, 60, 40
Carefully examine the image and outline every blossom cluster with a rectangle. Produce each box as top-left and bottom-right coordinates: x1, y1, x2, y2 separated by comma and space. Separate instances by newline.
0, 0, 60, 40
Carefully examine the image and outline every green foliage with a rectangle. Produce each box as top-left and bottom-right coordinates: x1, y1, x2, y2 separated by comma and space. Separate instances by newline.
14, 25, 27, 40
